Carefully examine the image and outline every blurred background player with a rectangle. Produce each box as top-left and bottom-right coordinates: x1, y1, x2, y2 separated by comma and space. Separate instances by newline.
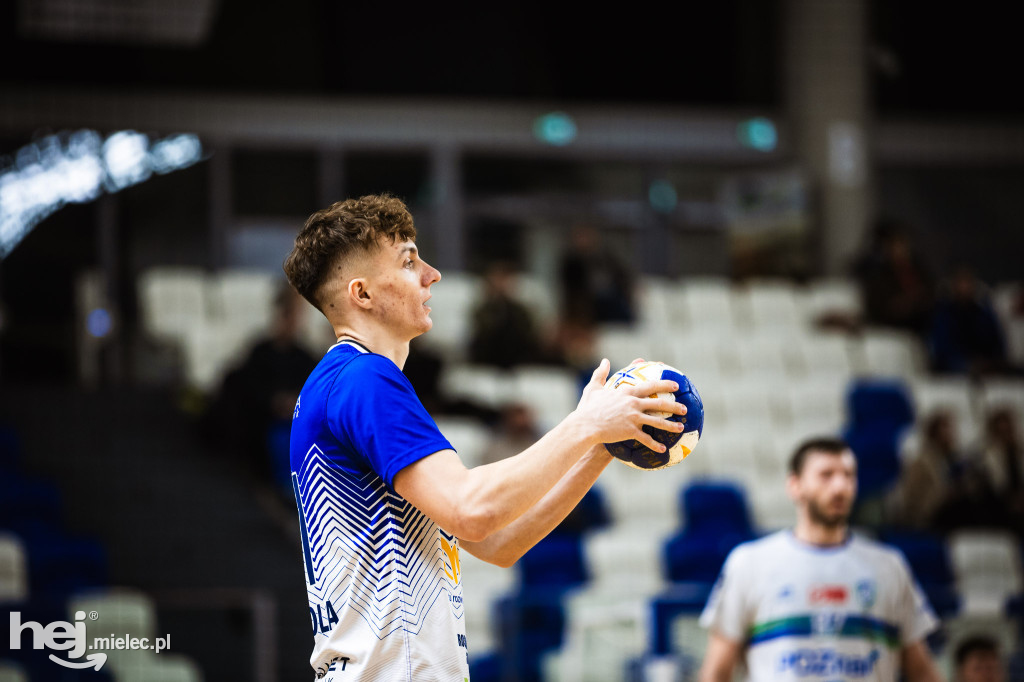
282, 195, 686, 680
699, 437, 943, 682
953, 635, 1006, 682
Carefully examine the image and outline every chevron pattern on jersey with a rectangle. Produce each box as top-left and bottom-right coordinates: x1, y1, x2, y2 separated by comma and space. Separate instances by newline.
295, 444, 464, 640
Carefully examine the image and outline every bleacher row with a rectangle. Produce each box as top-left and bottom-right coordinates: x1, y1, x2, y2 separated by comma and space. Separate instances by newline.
120, 269, 1024, 680
0, 427, 203, 682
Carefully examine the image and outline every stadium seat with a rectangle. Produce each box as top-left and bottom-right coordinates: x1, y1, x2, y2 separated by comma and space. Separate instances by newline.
680, 278, 735, 331
980, 378, 1024, 419
879, 530, 960, 617
780, 380, 848, 439
0, 533, 28, 604
515, 273, 560, 332
495, 590, 567, 682
438, 364, 515, 409
595, 464, 689, 528
583, 524, 669, 592
842, 379, 914, 498
0, 662, 27, 682
516, 533, 587, 591
636, 277, 684, 332
420, 271, 478, 357
949, 530, 1024, 615
909, 377, 980, 447
460, 551, 516, 658
803, 278, 862, 325
69, 588, 158, 641
596, 325, 666, 371
208, 268, 277, 338
649, 582, 715, 655
5, 520, 107, 597
664, 482, 757, 585
138, 267, 209, 344
546, 592, 651, 682
858, 329, 926, 379
736, 279, 805, 332
432, 416, 491, 467
789, 334, 856, 379
510, 365, 581, 429
179, 320, 257, 392
730, 334, 791, 381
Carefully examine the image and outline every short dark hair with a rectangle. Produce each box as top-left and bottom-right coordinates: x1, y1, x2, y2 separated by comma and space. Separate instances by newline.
955, 635, 999, 668
283, 194, 416, 311
788, 437, 852, 476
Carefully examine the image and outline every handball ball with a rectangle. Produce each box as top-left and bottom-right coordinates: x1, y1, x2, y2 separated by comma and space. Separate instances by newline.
604, 360, 704, 471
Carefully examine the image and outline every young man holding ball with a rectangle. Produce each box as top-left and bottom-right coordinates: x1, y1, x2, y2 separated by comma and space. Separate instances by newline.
283, 194, 685, 681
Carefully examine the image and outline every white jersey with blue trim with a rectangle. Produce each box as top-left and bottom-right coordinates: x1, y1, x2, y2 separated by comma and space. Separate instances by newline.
700, 530, 938, 681
290, 340, 469, 681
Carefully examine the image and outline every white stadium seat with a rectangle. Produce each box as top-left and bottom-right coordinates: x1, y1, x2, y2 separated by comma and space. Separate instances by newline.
0, 663, 28, 682
803, 278, 862, 323
433, 417, 492, 468
420, 271, 479, 357
439, 364, 515, 409
857, 329, 926, 379
0, 533, 28, 603
596, 325, 666, 371
680, 278, 735, 331
138, 267, 209, 343
949, 530, 1024, 615
910, 377, 981, 446
208, 269, 278, 338
460, 550, 516, 658
511, 365, 581, 429
736, 279, 805, 331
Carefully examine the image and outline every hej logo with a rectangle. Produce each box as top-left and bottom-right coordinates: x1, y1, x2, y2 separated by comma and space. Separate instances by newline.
8, 610, 108, 670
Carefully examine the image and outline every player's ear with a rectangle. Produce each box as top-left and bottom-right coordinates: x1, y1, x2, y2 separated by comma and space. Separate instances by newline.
785, 472, 800, 502
348, 277, 372, 309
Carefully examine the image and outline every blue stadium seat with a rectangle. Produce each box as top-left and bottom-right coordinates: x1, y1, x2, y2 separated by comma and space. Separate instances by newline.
664, 482, 757, 584
0, 472, 64, 528
879, 530, 960, 617
494, 590, 567, 682
517, 533, 588, 590
2, 520, 107, 597
843, 379, 914, 497
649, 582, 715, 655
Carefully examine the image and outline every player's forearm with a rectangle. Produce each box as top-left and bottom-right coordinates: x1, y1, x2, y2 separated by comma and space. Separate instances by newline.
454, 412, 599, 541
461, 444, 612, 566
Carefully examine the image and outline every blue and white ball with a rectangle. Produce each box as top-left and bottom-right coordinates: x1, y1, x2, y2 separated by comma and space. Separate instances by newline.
603, 361, 704, 470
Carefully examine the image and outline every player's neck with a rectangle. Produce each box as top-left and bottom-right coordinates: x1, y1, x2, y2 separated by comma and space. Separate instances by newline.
793, 517, 849, 547
334, 325, 410, 369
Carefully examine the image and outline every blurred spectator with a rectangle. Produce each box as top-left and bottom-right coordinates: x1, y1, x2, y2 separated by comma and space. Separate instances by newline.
480, 403, 542, 465
404, 339, 500, 425
975, 407, 1024, 534
895, 411, 998, 532
854, 219, 934, 336
954, 635, 1005, 682
558, 225, 635, 325
468, 263, 544, 368
929, 265, 1010, 376
202, 285, 317, 489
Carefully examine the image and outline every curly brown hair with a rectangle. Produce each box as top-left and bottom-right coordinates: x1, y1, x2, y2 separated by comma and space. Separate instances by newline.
283, 194, 417, 311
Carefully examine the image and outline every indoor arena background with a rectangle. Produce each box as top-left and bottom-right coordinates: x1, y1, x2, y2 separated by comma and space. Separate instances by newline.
1, 1, 1023, 680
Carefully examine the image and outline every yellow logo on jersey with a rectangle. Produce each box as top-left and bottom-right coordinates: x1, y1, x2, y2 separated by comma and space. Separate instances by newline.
440, 537, 461, 584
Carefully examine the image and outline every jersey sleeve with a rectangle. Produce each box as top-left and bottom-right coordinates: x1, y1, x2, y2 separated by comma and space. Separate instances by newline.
699, 546, 752, 643
326, 353, 453, 488
893, 551, 940, 646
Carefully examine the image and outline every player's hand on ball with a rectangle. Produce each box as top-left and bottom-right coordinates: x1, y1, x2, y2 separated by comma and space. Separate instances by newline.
574, 358, 686, 452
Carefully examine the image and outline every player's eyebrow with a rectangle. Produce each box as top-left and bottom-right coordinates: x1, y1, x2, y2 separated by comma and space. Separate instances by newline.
398, 244, 418, 259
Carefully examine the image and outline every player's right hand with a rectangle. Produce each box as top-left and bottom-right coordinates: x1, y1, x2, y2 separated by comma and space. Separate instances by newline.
572, 358, 685, 452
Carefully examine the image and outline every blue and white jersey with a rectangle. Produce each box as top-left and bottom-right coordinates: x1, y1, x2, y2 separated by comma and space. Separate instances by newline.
290, 340, 469, 681
700, 531, 938, 681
